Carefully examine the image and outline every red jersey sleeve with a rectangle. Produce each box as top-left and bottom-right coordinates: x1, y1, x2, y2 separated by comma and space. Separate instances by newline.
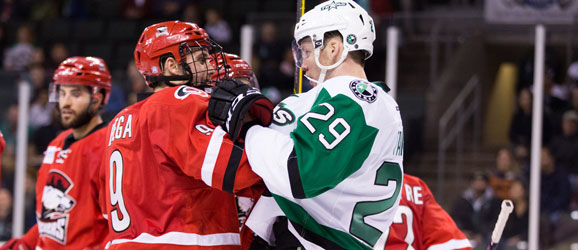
20, 224, 39, 248
146, 86, 262, 194
385, 175, 472, 250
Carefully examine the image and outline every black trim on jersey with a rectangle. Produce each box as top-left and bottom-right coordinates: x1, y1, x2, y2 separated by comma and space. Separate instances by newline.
137, 92, 154, 102
372, 81, 391, 93
287, 148, 306, 199
62, 122, 107, 150
262, 187, 272, 197
222, 141, 244, 193
289, 220, 347, 250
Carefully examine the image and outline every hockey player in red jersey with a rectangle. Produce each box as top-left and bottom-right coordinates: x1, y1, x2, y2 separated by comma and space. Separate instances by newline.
211, 53, 259, 89
1, 56, 112, 250
103, 21, 271, 250
384, 174, 472, 249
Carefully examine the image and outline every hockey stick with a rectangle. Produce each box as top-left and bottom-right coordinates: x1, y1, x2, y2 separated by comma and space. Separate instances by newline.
487, 200, 514, 250
294, 0, 305, 94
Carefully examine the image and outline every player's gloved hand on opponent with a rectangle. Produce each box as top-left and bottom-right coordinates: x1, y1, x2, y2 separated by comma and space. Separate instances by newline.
0, 238, 32, 250
208, 78, 273, 141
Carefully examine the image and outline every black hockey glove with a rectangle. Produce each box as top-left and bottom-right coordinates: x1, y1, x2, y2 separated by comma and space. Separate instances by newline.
208, 78, 273, 141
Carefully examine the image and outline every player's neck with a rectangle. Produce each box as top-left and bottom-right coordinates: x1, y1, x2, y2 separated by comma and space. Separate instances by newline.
324, 61, 367, 81
154, 85, 168, 92
72, 115, 103, 140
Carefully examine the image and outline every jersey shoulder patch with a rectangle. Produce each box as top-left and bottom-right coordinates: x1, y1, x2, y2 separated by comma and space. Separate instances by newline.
349, 79, 377, 103
174, 85, 209, 100
272, 103, 296, 126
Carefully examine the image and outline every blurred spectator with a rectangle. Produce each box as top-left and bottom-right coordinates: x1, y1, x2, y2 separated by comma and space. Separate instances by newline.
104, 83, 126, 122
121, 0, 154, 19
254, 22, 287, 93
24, 166, 35, 230
279, 48, 294, 79
517, 47, 563, 94
3, 24, 35, 71
0, 188, 12, 241
451, 172, 502, 248
501, 178, 528, 248
543, 66, 569, 136
30, 47, 45, 66
537, 147, 572, 247
28, 63, 48, 95
156, 0, 184, 19
125, 60, 149, 105
204, 9, 231, 46
30, 0, 60, 20
62, 0, 89, 19
489, 148, 519, 200
0, 0, 13, 22
509, 88, 552, 163
181, 3, 201, 24
46, 42, 69, 73
571, 87, 578, 112
28, 88, 54, 131
29, 108, 62, 169
0, 104, 19, 149
549, 110, 578, 174
0, 25, 6, 66
538, 147, 571, 220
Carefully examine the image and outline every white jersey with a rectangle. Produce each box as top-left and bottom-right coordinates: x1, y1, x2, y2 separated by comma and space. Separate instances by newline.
245, 76, 404, 249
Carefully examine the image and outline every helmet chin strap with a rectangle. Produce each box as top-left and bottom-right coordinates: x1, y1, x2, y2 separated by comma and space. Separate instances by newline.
311, 47, 348, 84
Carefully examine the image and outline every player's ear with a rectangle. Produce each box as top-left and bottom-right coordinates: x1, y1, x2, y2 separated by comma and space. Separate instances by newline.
164, 57, 181, 76
92, 92, 104, 109
327, 38, 342, 62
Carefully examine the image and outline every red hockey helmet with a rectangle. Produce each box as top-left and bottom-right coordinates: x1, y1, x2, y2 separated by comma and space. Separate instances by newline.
50, 56, 112, 105
134, 20, 224, 87
211, 53, 259, 89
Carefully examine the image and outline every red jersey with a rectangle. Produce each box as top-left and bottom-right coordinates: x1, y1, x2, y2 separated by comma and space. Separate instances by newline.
33, 125, 109, 249
385, 174, 472, 250
103, 86, 261, 250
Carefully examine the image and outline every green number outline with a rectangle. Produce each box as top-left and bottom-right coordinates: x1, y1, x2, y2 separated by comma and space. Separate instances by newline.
349, 162, 402, 247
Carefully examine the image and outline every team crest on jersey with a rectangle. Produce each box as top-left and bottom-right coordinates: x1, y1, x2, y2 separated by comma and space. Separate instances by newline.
272, 104, 295, 126
174, 85, 208, 100
350, 80, 377, 103
38, 170, 76, 245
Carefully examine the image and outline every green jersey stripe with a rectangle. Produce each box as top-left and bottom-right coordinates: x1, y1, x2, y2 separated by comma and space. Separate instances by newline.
273, 194, 373, 250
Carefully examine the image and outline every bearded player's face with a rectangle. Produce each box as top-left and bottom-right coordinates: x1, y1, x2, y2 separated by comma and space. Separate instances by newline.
185, 49, 215, 85
58, 85, 93, 129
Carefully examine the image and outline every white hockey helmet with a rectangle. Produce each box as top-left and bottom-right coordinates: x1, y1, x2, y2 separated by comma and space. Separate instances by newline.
293, 0, 376, 77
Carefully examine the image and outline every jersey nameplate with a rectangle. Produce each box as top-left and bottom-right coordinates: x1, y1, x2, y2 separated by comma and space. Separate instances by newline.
349, 80, 377, 103
108, 114, 133, 146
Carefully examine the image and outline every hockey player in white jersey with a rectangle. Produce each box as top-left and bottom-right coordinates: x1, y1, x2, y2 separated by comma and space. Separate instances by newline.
208, 1, 404, 249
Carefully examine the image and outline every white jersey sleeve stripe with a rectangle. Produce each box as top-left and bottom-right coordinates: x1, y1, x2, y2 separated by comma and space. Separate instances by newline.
426, 239, 472, 250
105, 232, 240, 248
201, 126, 226, 186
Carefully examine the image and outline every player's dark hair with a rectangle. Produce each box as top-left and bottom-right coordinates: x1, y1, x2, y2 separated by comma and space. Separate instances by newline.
323, 31, 365, 67
153, 53, 176, 89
